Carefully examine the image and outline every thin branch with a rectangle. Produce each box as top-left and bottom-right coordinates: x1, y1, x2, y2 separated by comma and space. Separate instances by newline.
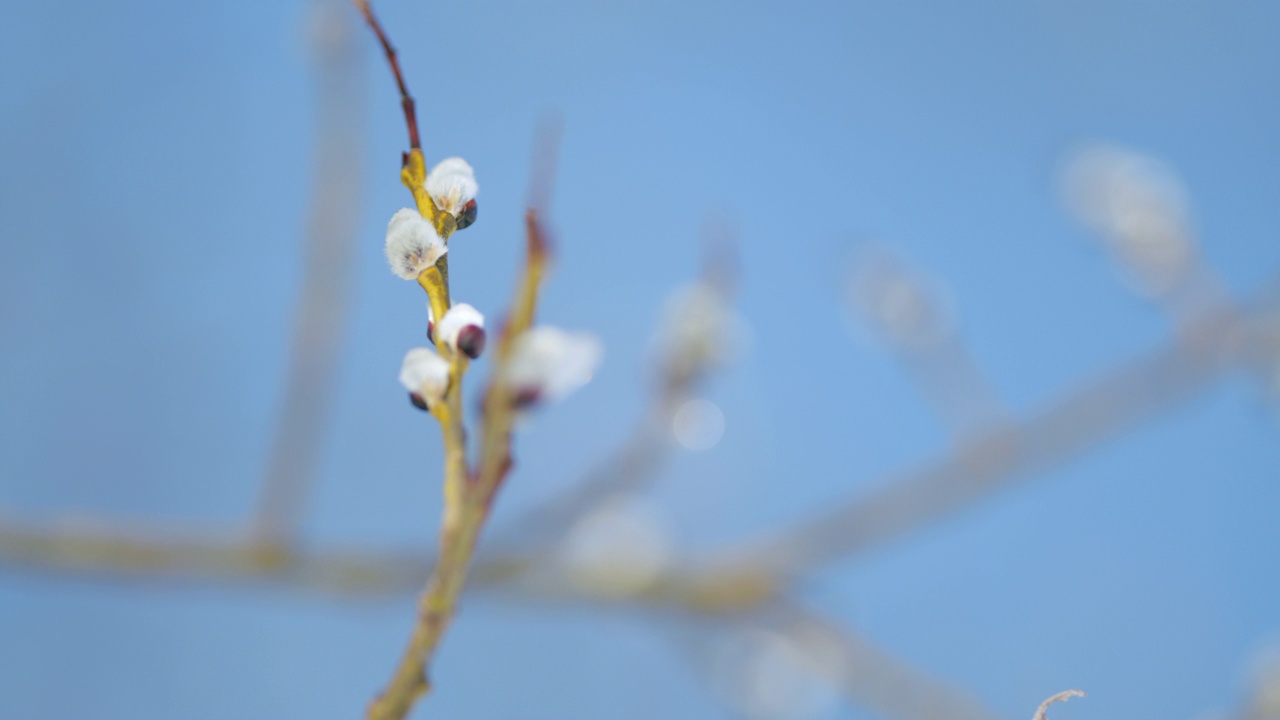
9, 282, 1277, 611
1032, 690, 1084, 720
0, 515, 773, 614
740, 282, 1279, 575
10, 279, 1277, 607
664, 597, 1005, 720
487, 240, 736, 558
486, 410, 669, 552
0, 516, 445, 597
472, 209, 550, 499
350, 3, 483, 711
350, 0, 419, 150
772, 600, 1008, 720
254, 0, 366, 546
847, 244, 1008, 440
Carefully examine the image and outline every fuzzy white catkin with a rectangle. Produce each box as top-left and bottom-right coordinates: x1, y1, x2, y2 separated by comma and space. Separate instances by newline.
659, 283, 731, 364
1065, 146, 1188, 238
436, 303, 485, 350
505, 327, 603, 401
1063, 145, 1195, 295
399, 347, 450, 403
425, 157, 478, 216
385, 208, 447, 280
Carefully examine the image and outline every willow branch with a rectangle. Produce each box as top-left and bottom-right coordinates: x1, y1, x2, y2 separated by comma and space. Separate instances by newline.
9, 279, 1277, 607
254, 0, 365, 546
352, 2, 476, 710
0, 516, 485, 597
0, 514, 775, 617
488, 243, 735, 557
366, 212, 549, 720
473, 210, 550, 494
770, 600, 1008, 720
740, 280, 1280, 576
9, 280, 1277, 607
1032, 690, 1085, 720
848, 245, 1009, 440
350, 0, 419, 150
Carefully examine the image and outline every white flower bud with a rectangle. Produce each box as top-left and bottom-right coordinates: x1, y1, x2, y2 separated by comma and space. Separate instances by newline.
505, 327, 603, 406
846, 245, 954, 350
658, 283, 735, 367
559, 500, 671, 597
385, 208, 447, 280
1063, 145, 1195, 295
398, 347, 450, 409
425, 157, 479, 217
436, 303, 487, 359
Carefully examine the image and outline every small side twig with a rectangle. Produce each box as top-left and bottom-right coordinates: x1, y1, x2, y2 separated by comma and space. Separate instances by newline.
473, 209, 551, 499
1032, 690, 1085, 720
772, 600, 1006, 720
487, 239, 735, 558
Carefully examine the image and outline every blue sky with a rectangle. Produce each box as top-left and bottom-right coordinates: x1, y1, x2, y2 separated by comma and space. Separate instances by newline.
2, 1, 1279, 719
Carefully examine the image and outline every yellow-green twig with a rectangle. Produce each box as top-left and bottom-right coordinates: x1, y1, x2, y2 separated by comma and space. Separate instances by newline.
487, 243, 735, 558
472, 210, 548, 502
367, 207, 549, 720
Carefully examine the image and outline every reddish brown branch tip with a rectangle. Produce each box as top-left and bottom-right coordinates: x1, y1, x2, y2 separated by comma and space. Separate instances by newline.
525, 209, 552, 259
353, 0, 421, 151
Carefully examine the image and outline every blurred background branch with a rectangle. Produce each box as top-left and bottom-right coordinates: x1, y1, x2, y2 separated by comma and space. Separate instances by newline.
2, 260, 1276, 716
254, 0, 365, 549
740, 279, 1277, 576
